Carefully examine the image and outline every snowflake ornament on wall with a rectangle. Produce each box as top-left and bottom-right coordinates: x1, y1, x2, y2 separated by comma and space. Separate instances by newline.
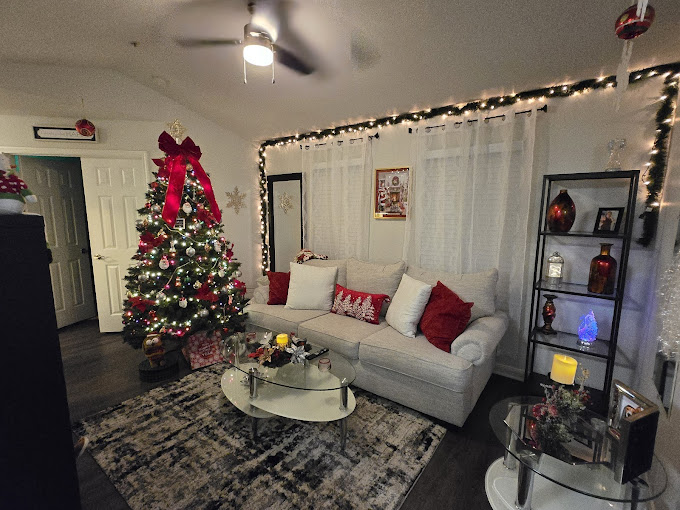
225, 186, 246, 214
278, 191, 294, 214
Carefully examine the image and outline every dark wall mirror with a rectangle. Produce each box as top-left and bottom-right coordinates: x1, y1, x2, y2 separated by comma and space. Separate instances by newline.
267, 173, 303, 272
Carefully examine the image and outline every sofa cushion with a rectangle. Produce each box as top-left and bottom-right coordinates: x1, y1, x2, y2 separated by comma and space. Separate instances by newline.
304, 258, 348, 288
360, 327, 473, 393
285, 263, 337, 311
298, 313, 388, 360
245, 303, 328, 335
406, 266, 497, 322
252, 275, 270, 304
331, 284, 390, 325
419, 281, 473, 353
385, 274, 432, 337
346, 259, 406, 315
267, 271, 290, 305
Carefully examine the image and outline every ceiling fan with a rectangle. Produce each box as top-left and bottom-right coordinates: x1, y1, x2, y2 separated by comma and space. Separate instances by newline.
175, 1, 316, 83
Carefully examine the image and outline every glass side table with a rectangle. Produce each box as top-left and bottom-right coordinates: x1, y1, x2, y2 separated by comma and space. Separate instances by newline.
486, 396, 666, 510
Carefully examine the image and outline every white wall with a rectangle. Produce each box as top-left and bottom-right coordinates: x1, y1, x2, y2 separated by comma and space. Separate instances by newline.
265, 77, 671, 383
0, 64, 260, 294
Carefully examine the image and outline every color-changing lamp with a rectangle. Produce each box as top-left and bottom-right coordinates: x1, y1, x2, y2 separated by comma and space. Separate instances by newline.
578, 310, 598, 346
550, 354, 578, 385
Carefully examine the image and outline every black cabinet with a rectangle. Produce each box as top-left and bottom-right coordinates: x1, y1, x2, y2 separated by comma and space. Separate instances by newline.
524, 171, 639, 408
0, 214, 81, 509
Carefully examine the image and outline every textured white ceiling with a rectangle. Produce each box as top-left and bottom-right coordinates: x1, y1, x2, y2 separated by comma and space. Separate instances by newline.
1, 0, 679, 142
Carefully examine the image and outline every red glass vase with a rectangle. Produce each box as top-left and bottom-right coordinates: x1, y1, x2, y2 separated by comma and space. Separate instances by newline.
588, 243, 617, 294
546, 189, 576, 232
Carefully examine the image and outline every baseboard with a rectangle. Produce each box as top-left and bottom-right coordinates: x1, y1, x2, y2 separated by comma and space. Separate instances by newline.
493, 363, 524, 381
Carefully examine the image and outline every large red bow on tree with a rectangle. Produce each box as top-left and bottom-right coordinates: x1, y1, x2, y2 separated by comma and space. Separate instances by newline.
157, 131, 222, 227
195, 281, 219, 302
128, 296, 156, 312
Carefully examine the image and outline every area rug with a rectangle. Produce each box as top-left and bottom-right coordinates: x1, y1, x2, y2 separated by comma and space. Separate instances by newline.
74, 363, 446, 510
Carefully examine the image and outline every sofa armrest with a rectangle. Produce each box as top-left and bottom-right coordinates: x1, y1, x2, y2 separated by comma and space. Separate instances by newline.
450, 311, 509, 366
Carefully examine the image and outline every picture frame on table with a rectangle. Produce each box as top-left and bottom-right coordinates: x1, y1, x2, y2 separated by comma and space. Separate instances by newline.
374, 167, 409, 219
607, 380, 659, 484
593, 207, 624, 234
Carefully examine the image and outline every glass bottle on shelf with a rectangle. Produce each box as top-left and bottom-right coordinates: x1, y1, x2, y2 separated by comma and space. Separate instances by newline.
546, 252, 564, 287
605, 139, 626, 172
588, 243, 617, 294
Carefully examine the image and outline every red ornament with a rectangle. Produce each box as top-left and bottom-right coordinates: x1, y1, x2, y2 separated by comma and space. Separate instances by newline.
615, 4, 655, 40
75, 118, 96, 137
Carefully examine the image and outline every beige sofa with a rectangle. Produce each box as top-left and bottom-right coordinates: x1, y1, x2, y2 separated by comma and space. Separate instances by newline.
245, 258, 508, 427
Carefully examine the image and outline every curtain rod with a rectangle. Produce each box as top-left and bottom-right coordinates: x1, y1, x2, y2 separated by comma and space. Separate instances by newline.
299, 136, 364, 150
411, 104, 548, 133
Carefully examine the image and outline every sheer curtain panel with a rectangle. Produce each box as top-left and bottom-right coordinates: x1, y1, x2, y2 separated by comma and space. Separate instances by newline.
302, 139, 371, 260
404, 109, 538, 364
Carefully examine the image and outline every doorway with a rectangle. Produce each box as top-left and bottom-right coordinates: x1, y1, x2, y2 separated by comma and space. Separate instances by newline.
18, 156, 97, 329
9, 149, 150, 333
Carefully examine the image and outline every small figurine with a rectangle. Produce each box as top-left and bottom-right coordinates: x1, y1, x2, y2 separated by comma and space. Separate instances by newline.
143, 333, 166, 367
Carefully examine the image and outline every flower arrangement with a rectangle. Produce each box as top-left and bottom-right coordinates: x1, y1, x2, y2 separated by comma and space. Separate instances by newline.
530, 369, 590, 462
247, 334, 311, 367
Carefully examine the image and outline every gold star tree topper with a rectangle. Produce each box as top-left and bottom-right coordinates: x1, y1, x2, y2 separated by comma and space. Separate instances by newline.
225, 186, 246, 214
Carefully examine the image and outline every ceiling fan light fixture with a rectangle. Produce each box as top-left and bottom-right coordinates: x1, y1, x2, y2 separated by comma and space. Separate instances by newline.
243, 31, 273, 67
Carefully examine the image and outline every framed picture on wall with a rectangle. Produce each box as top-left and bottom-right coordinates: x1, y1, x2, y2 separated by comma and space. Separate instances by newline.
593, 207, 624, 234
374, 167, 409, 219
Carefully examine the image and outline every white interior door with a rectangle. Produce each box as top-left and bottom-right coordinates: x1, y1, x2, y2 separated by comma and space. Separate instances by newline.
20, 156, 96, 328
80, 157, 149, 332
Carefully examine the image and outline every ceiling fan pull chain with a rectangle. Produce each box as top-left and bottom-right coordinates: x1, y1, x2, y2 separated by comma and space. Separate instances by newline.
272, 50, 276, 84
243, 58, 248, 85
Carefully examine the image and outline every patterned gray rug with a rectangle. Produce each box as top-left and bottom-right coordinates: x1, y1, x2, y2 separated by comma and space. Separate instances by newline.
74, 363, 446, 510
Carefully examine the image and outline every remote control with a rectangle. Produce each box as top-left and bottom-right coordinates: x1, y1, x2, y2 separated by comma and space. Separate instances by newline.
306, 348, 329, 361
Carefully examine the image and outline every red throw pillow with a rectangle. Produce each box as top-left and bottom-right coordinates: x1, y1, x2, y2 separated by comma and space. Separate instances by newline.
331, 284, 390, 325
267, 271, 290, 305
419, 281, 473, 352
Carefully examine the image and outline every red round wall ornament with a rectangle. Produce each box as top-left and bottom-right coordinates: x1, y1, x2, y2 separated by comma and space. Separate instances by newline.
615, 3, 655, 40
75, 118, 96, 137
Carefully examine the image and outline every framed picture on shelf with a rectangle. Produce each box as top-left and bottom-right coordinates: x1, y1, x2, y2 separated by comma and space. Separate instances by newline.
607, 380, 659, 483
593, 207, 624, 234
374, 167, 409, 219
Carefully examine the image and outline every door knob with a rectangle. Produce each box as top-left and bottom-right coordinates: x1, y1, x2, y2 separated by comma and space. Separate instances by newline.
94, 254, 104, 260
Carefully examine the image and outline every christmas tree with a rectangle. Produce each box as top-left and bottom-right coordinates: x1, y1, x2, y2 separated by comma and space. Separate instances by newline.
122, 122, 247, 348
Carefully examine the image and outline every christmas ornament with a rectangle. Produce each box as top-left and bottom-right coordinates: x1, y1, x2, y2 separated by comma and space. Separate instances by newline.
218, 269, 226, 278
196, 282, 219, 302
182, 202, 193, 214
615, 2, 655, 107
234, 270, 242, 278
186, 246, 196, 257
156, 131, 221, 227
142, 334, 166, 367
75, 118, 96, 137
193, 281, 202, 289
139, 273, 149, 282
156, 291, 166, 300
221, 286, 229, 294
199, 308, 209, 317
152, 204, 162, 212
179, 297, 188, 308
0, 158, 38, 214
225, 186, 246, 214
159, 256, 170, 270
214, 241, 222, 252
205, 243, 212, 252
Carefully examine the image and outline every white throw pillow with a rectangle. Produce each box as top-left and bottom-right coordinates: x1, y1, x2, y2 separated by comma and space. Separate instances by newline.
386, 274, 433, 338
285, 262, 338, 311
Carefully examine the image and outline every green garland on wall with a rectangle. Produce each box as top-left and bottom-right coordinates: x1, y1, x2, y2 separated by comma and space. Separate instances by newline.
257, 61, 680, 272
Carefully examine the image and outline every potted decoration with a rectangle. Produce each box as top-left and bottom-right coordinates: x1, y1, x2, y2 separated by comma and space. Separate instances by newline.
0, 155, 37, 214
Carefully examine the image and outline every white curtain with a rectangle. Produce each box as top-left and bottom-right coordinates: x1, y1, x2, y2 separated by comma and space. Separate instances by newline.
404, 108, 537, 359
302, 138, 371, 260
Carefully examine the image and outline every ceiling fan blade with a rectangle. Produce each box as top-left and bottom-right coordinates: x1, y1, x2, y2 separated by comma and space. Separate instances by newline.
275, 45, 315, 75
175, 38, 242, 48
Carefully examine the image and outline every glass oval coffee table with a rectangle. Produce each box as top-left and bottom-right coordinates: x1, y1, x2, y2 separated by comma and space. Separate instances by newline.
486, 396, 666, 510
220, 333, 356, 449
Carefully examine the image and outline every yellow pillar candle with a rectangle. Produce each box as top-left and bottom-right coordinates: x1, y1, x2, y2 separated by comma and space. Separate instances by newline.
550, 354, 578, 385
276, 333, 289, 349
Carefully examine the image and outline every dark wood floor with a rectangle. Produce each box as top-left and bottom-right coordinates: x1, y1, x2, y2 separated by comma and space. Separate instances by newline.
61, 319, 524, 510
